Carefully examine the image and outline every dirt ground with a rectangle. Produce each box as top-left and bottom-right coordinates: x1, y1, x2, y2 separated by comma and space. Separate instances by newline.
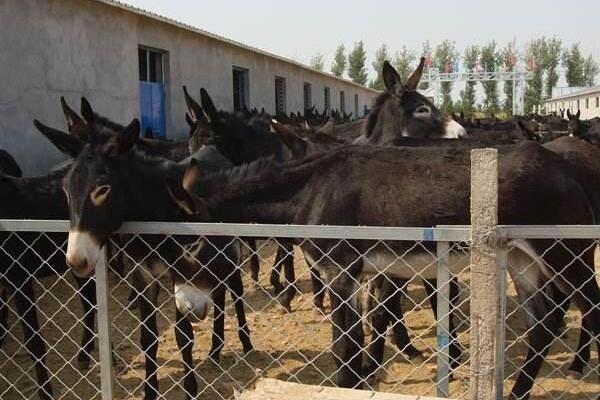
0, 242, 598, 400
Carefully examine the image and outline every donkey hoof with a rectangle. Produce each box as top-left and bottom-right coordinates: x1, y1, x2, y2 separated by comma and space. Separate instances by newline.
400, 345, 423, 360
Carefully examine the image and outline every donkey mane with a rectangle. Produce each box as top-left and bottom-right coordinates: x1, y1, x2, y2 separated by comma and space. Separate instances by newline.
364, 92, 391, 137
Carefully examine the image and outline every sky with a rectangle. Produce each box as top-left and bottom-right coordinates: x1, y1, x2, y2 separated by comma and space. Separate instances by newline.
123, 0, 599, 86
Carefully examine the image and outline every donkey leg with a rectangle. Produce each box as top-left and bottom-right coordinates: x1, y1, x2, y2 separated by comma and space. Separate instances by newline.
423, 278, 462, 368
269, 245, 285, 296
136, 278, 160, 400
247, 239, 261, 289
278, 242, 297, 313
0, 288, 8, 349
73, 275, 97, 370
14, 280, 53, 400
329, 272, 364, 388
364, 276, 388, 377
509, 285, 566, 400
387, 279, 422, 360
208, 286, 226, 362
568, 314, 592, 376
174, 309, 197, 399
310, 267, 326, 312
229, 270, 253, 354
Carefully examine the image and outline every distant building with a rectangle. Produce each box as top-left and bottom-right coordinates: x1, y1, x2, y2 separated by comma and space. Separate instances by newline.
0, 0, 379, 174
544, 85, 600, 119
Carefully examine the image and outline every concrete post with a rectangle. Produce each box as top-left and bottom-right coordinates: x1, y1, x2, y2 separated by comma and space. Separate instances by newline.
469, 149, 498, 400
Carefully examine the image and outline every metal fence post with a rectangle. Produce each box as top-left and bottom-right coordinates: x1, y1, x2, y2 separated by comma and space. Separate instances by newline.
436, 241, 450, 398
494, 239, 508, 399
96, 246, 114, 399
470, 149, 498, 400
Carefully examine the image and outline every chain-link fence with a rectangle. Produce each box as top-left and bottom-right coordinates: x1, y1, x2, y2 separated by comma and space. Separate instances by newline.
1, 221, 473, 399
1, 221, 598, 400
496, 226, 600, 400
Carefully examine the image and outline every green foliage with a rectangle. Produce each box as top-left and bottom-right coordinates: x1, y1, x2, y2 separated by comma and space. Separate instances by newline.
370, 44, 389, 90
434, 40, 458, 114
392, 46, 416, 83
524, 38, 546, 112
330, 45, 346, 77
583, 55, 600, 86
480, 41, 500, 113
460, 45, 479, 115
563, 43, 585, 86
543, 38, 562, 97
309, 53, 325, 72
500, 41, 517, 115
348, 41, 368, 85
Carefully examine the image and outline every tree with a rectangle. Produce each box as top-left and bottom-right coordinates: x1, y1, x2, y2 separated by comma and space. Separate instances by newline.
480, 41, 500, 113
563, 43, 585, 87
524, 38, 547, 112
309, 53, 325, 72
501, 41, 517, 115
460, 45, 479, 115
583, 55, 600, 86
370, 44, 389, 90
543, 38, 562, 98
421, 41, 432, 90
330, 45, 346, 77
348, 41, 368, 85
434, 40, 458, 114
392, 46, 416, 83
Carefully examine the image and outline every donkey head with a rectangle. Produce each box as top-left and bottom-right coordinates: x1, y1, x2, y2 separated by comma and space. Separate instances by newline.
35, 118, 140, 277
362, 57, 449, 144
183, 86, 214, 153
567, 109, 583, 137
166, 159, 211, 220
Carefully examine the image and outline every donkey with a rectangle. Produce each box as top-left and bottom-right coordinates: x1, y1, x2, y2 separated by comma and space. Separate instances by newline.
34, 116, 252, 400
168, 142, 600, 400
0, 149, 22, 177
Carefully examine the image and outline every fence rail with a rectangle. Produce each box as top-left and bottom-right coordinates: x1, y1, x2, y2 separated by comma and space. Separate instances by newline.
0, 220, 598, 400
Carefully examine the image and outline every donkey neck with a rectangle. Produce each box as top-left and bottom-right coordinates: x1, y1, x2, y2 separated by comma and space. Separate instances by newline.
119, 150, 187, 221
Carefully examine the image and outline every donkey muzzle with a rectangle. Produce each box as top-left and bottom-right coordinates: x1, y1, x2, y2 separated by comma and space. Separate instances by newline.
174, 283, 212, 321
66, 230, 102, 278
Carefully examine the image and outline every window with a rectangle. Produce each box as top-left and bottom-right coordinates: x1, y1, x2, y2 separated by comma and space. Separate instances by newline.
275, 76, 286, 114
303, 83, 312, 110
339, 91, 346, 114
324, 87, 330, 112
586, 98, 590, 109
596, 97, 599, 108
577, 99, 580, 110
354, 94, 359, 118
233, 67, 249, 112
138, 47, 164, 83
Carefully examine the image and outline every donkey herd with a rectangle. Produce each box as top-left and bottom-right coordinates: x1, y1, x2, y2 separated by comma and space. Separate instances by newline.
1, 58, 600, 400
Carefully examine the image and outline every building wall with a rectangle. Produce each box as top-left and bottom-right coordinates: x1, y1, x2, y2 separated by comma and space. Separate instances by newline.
0, 0, 378, 174
545, 91, 600, 119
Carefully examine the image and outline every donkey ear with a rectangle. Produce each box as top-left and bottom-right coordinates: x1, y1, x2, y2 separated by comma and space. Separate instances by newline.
102, 118, 140, 157
183, 86, 203, 122
567, 109, 572, 120
200, 88, 219, 124
576, 110, 581, 120
185, 112, 194, 129
34, 119, 84, 157
382, 61, 401, 93
182, 158, 203, 191
316, 118, 335, 135
81, 97, 95, 124
166, 178, 198, 216
405, 57, 425, 90
60, 97, 85, 133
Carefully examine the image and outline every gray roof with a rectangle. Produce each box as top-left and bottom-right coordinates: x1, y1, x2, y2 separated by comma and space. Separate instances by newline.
93, 0, 378, 94
546, 85, 600, 102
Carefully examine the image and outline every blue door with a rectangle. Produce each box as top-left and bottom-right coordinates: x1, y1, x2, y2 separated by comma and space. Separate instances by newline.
139, 81, 166, 140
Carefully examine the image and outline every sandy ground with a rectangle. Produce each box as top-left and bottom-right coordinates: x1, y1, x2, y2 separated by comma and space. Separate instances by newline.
0, 242, 598, 400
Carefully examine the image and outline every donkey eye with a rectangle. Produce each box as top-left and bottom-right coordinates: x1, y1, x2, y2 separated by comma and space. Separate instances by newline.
414, 105, 432, 117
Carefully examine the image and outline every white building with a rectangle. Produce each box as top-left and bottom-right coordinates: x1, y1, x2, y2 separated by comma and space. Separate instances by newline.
0, 0, 379, 174
544, 85, 600, 119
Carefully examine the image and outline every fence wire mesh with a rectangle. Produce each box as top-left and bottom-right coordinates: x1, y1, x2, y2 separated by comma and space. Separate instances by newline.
0, 223, 473, 400
499, 232, 600, 400
2, 222, 598, 400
